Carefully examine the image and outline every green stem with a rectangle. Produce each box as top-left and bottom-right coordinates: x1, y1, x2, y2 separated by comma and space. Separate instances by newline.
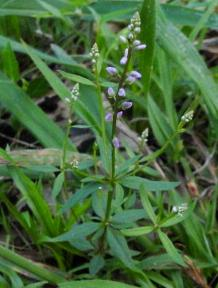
0, 245, 65, 283
61, 106, 72, 201
104, 47, 133, 224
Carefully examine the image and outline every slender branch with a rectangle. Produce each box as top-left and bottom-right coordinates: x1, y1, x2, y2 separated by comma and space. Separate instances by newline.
104, 47, 133, 224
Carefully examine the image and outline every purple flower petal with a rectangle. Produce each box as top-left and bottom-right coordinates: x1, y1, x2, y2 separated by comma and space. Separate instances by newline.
135, 44, 147, 50
130, 70, 142, 79
105, 113, 113, 122
107, 87, 115, 97
117, 111, 123, 118
118, 88, 126, 97
106, 66, 117, 75
113, 137, 120, 148
120, 57, 127, 65
127, 75, 136, 84
122, 101, 133, 110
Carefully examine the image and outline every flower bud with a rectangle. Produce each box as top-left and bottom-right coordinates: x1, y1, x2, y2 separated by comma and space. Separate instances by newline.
122, 101, 133, 110
119, 35, 127, 43
117, 111, 123, 118
127, 75, 136, 84
181, 110, 194, 123
120, 57, 127, 65
134, 27, 141, 33
118, 88, 126, 97
129, 70, 142, 79
70, 83, 79, 101
106, 66, 117, 75
107, 87, 115, 97
133, 40, 141, 46
105, 112, 113, 122
113, 137, 120, 148
135, 44, 147, 50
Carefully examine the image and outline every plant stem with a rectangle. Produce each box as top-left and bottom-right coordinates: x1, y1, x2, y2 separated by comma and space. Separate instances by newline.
61, 107, 72, 202
0, 245, 65, 283
104, 47, 133, 224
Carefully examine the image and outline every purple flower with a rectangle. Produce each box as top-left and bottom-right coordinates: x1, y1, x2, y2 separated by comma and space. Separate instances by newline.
120, 48, 129, 65
122, 101, 133, 110
105, 112, 112, 122
118, 88, 126, 97
135, 44, 147, 50
107, 87, 115, 97
127, 75, 137, 84
130, 71, 142, 79
106, 66, 117, 75
120, 57, 127, 65
117, 111, 123, 118
113, 137, 120, 148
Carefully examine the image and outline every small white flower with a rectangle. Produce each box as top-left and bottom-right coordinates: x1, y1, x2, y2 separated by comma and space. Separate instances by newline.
70, 83, 79, 101
128, 33, 134, 40
181, 110, 194, 123
71, 159, 79, 168
90, 43, 100, 60
172, 203, 188, 216
134, 27, 141, 34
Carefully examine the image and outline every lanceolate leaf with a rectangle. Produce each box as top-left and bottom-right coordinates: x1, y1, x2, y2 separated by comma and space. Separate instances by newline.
140, 0, 156, 96
59, 279, 138, 288
120, 176, 179, 191
107, 228, 134, 269
157, 230, 186, 267
0, 72, 69, 148
157, 9, 218, 123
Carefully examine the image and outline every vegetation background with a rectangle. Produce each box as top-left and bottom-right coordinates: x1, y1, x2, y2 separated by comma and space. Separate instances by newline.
0, 0, 217, 287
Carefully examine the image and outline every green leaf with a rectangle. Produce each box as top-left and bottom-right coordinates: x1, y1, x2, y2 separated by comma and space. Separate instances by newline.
92, 1, 218, 30
0, 245, 64, 284
140, 0, 156, 96
60, 183, 100, 214
120, 176, 179, 191
157, 9, 218, 122
147, 96, 173, 146
112, 209, 147, 225
89, 255, 105, 275
107, 228, 134, 269
43, 222, 99, 243
0, 43, 20, 82
52, 172, 65, 199
139, 185, 156, 224
0, 72, 69, 148
122, 226, 153, 237
140, 253, 174, 270
9, 167, 56, 236
157, 230, 186, 267
59, 280, 138, 288
59, 70, 95, 86
146, 271, 174, 288
0, 35, 78, 66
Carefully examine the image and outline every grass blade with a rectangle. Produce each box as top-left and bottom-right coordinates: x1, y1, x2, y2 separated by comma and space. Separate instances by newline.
140, 0, 156, 96
0, 245, 64, 283
0, 72, 69, 148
